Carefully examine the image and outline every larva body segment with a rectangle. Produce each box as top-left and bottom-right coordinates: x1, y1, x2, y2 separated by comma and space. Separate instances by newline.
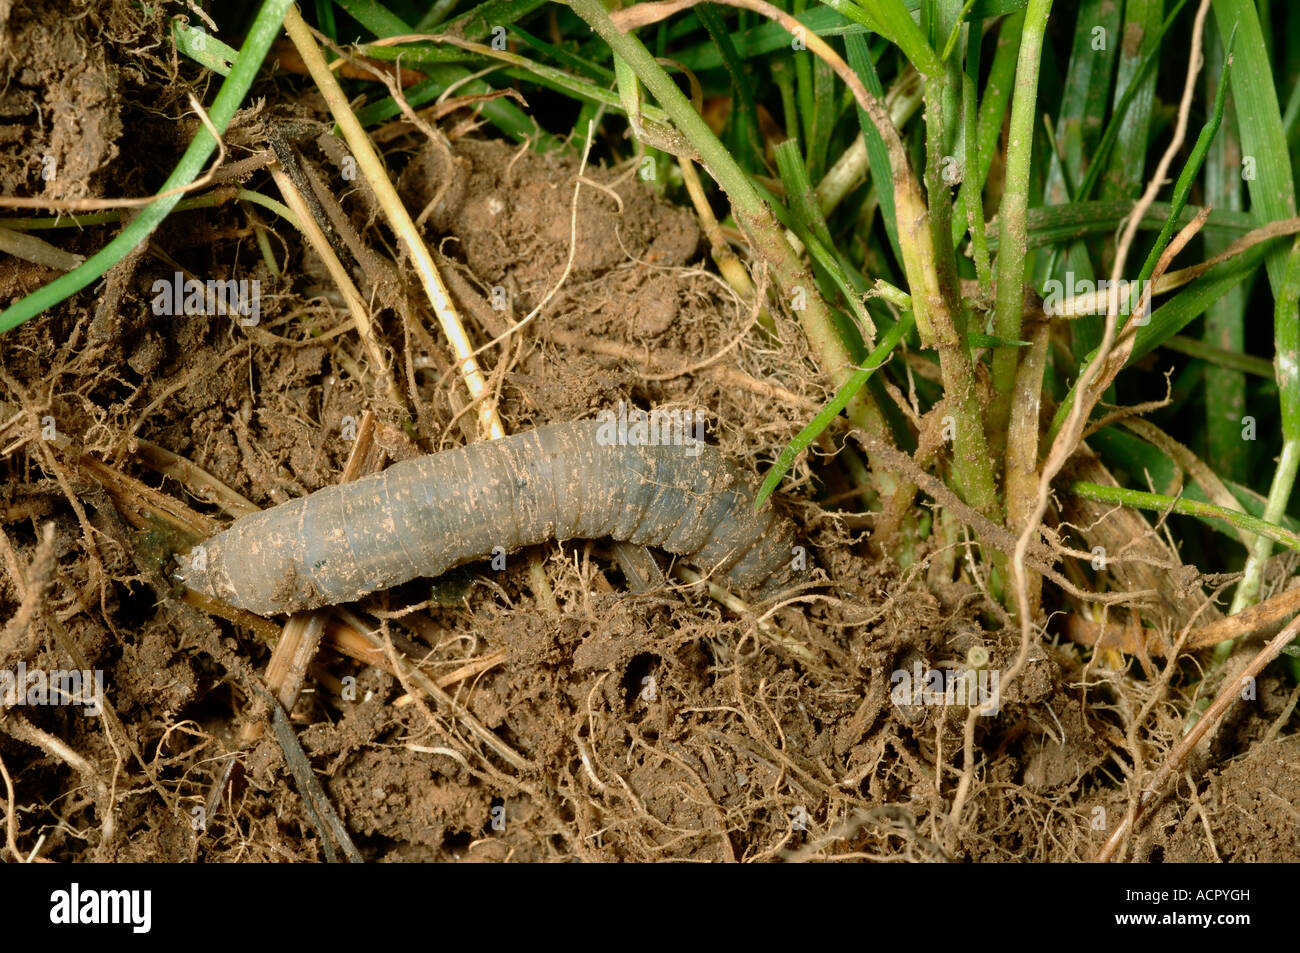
181, 419, 797, 615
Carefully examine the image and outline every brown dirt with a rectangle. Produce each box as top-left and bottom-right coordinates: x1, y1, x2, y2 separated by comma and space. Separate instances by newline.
0, 2, 1295, 863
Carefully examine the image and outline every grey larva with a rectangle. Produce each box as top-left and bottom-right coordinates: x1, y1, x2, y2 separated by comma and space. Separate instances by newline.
180, 418, 799, 615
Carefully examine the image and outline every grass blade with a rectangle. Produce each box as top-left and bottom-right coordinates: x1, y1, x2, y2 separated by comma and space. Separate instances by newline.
756, 312, 916, 507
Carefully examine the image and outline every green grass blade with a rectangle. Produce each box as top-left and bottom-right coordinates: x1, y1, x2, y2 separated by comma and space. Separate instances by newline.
1098, 0, 1164, 205
1042, 0, 1120, 207
1202, 25, 1251, 483
1046, 238, 1275, 438
1059, 14, 1234, 375
950, 8, 1022, 248
442, 0, 548, 39
1212, 0, 1300, 617
756, 312, 916, 508
414, 0, 461, 31
987, 0, 1053, 444
173, 19, 238, 75
1161, 335, 1273, 379
1091, 425, 1300, 530
1130, 24, 1235, 293
1067, 481, 1300, 553
823, 0, 943, 76
696, 4, 764, 171
843, 32, 902, 263
1130, 242, 1274, 364
507, 23, 615, 82
1074, 0, 1191, 204
315, 0, 337, 39
671, 7, 864, 71
804, 54, 839, 184
984, 201, 1255, 251
775, 139, 836, 252
333, 0, 551, 145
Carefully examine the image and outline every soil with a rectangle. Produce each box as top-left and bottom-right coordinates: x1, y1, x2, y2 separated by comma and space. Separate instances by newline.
0, 1, 1295, 863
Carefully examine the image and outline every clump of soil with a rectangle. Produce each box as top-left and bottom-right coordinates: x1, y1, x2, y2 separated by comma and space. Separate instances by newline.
0, 2, 124, 200
1162, 735, 1300, 862
0, 5, 1294, 863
